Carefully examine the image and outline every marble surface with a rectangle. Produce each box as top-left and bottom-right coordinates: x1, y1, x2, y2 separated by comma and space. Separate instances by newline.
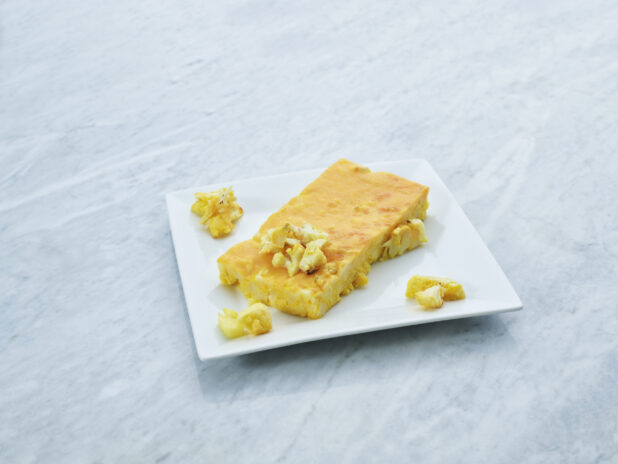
1, 0, 617, 462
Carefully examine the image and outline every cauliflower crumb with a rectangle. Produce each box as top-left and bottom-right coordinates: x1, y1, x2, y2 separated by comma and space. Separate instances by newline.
260, 223, 329, 276
414, 285, 445, 309
217, 303, 273, 339
191, 187, 243, 238
340, 281, 354, 296
353, 272, 369, 288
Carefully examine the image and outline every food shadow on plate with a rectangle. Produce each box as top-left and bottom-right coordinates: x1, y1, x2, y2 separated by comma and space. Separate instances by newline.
208, 282, 247, 310
193, 313, 514, 403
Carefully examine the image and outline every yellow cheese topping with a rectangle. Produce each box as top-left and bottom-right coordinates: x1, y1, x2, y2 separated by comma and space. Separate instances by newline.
191, 187, 243, 238
217, 303, 273, 339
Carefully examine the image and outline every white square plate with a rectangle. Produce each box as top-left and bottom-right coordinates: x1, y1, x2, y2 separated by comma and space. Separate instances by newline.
167, 160, 522, 361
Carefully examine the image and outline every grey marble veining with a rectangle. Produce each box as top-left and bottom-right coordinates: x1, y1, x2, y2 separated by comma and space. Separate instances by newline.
1, 0, 617, 462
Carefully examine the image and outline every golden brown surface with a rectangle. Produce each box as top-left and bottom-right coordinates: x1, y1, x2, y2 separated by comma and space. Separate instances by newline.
217, 159, 429, 318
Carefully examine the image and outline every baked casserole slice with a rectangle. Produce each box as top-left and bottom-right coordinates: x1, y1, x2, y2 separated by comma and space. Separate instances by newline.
217, 159, 429, 319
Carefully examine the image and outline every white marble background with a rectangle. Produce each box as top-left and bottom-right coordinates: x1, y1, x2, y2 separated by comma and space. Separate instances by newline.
1, 0, 617, 462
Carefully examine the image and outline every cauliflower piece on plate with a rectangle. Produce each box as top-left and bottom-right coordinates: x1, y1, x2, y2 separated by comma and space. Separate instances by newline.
191, 187, 243, 238
238, 303, 273, 335
414, 285, 445, 309
217, 304, 273, 339
405, 275, 466, 301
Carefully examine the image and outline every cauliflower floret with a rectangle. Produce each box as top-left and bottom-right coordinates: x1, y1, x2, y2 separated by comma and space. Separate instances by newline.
299, 240, 327, 273
261, 223, 329, 276
405, 275, 466, 301
381, 219, 428, 260
271, 242, 303, 276
238, 303, 272, 335
191, 187, 243, 238
259, 224, 292, 254
272, 251, 287, 268
217, 308, 246, 339
289, 224, 328, 244
410, 218, 428, 241
285, 242, 305, 276
414, 285, 445, 309
217, 304, 273, 339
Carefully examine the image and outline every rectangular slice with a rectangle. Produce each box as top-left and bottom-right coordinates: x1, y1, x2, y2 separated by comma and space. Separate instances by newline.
217, 159, 429, 319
